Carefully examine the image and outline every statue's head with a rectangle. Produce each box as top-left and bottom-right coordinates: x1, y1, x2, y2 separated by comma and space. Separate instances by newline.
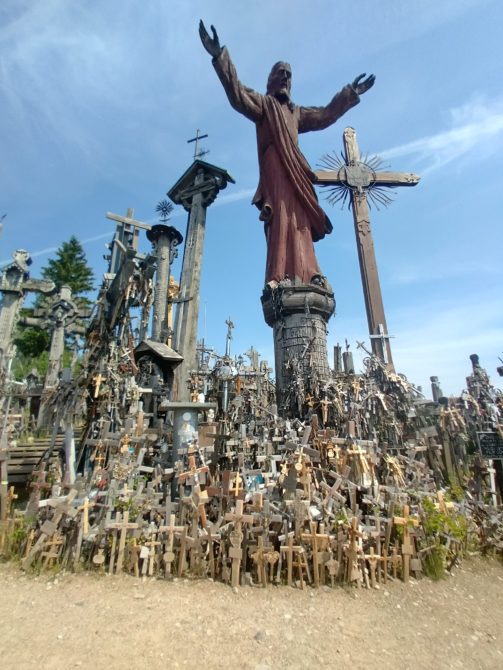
266, 61, 292, 101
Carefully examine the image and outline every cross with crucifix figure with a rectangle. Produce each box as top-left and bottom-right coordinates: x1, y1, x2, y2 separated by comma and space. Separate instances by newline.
315, 127, 420, 371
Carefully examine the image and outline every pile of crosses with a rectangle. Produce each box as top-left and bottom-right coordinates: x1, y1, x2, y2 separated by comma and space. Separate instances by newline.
1, 219, 502, 585
2, 347, 501, 587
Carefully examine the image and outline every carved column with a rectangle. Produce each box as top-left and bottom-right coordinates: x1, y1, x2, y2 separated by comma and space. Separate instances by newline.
168, 160, 234, 401
146, 224, 183, 343
262, 280, 335, 417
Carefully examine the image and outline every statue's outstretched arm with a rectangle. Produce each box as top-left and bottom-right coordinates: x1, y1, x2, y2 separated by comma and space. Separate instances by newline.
199, 20, 223, 58
200, 21, 263, 123
298, 74, 375, 133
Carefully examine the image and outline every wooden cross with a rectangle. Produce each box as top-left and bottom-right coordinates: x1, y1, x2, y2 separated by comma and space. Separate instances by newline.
159, 513, 184, 576
315, 127, 420, 370
203, 522, 221, 579
319, 397, 331, 425
365, 514, 383, 582
343, 516, 365, 584
128, 538, 141, 577
25, 467, 51, 517
178, 450, 209, 487
280, 534, 309, 588
301, 521, 331, 588
78, 496, 93, 535
224, 499, 253, 587
393, 504, 419, 583
229, 471, 244, 499
325, 550, 340, 587
106, 208, 151, 275
144, 533, 162, 576
106, 510, 139, 574
41, 531, 64, 568
250, 534, 268, 587
22, 489, 78, 569
364, 546, 381, 589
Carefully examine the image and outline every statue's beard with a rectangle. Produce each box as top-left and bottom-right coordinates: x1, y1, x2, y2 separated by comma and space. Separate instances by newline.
273, 88, 290, 103
271, 88, 294, 110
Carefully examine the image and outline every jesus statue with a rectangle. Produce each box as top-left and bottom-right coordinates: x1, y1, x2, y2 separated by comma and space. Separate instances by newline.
199, 21, 375, 287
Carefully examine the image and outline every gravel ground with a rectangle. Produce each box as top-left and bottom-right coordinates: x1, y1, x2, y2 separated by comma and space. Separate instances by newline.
0, 557, 502, 670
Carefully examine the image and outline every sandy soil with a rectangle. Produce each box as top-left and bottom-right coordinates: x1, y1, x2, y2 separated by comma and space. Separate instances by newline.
0, 558, 502, 670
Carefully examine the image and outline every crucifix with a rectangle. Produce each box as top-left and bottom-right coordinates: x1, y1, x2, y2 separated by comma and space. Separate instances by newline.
315, 127, 420, 371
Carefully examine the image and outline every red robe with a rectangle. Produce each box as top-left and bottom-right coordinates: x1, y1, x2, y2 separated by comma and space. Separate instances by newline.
213, 48, 360, 284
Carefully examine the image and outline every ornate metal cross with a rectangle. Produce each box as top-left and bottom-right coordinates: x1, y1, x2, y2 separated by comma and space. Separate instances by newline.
187, 129, 209, 160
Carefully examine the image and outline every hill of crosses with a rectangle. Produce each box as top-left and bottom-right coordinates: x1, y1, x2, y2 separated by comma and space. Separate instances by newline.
0, 22, 502, 588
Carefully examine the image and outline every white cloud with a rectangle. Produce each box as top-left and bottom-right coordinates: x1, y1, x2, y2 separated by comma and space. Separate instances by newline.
378, 95, 503, 174
389, 258, 503, 286
391, 298, 503, 396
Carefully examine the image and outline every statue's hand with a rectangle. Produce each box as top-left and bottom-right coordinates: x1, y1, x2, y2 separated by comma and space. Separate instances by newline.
351, 73, 376, 95
199, 20, 223, 58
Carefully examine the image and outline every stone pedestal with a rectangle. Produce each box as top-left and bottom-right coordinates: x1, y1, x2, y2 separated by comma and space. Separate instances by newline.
261, 281, 335, 417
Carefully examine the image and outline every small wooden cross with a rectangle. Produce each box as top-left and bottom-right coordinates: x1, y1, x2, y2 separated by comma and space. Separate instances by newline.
325, 550, 340, 587
280, 534, 309, 588
343, 516, 365, 584
78, 496, 93, 535
250, 534, 267, 587
364, 547, 381, 588
319, 397, 331, 425
225, 500, 253, 587
302, 521, 331, 588
393, 504, 419, 583
228, 471, 244, 499
106, 511, 139, 574
158, 513, 184, 577
41, 531, 64, 568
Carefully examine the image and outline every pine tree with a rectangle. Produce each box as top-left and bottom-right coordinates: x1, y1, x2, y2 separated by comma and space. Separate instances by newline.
41, 235, 94, 301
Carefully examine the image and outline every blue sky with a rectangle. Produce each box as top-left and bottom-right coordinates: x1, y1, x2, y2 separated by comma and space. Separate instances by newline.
1, 0, 502, 396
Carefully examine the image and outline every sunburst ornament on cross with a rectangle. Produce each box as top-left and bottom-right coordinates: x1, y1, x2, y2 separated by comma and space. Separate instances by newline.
317, 152, 395, 209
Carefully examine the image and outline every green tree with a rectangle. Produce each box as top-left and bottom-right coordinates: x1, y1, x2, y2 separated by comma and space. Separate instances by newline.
12, 237, 94, 378
41, 235, 94, 302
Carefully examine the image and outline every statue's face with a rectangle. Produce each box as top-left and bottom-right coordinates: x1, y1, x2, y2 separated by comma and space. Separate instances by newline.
267, 62, 292, 101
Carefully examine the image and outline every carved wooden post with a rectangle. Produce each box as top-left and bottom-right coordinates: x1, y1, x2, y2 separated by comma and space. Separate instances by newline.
168, 160, 234, 401
315, 126, 421, 371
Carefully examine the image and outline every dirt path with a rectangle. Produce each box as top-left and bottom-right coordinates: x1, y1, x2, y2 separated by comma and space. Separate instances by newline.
1, 558, 502, 670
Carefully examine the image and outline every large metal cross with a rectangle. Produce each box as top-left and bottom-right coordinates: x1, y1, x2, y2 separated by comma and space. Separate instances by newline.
315, 127, 420, 371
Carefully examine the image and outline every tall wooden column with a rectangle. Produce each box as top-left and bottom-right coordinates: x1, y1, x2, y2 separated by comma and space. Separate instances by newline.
168, 160, 234, 401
